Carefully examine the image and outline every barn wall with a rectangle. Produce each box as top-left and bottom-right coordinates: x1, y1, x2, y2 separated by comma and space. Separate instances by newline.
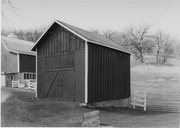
37, 24, 85, 102
88, 43, 130, 103
19, 54, 36, 73
1, 43, 18, 73
6, 52, 18, 73
1, 42, 8, 72
1, 74, 6, 87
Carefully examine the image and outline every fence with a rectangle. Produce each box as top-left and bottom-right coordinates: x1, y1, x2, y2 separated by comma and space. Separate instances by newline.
12, 80, 19, 88
146, 93, 180, 112
131, 91, 147, 111
25, 80, 36, 90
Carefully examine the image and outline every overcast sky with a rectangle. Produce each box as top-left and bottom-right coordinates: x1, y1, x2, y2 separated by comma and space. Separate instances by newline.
2, 0, 180, 40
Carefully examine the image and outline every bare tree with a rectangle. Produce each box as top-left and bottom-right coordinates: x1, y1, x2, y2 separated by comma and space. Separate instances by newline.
2, 0, 19, 21
123, 25, 153, 62
174, 43, 180, 57
103, 30, 115, 41
151, 31, 165, 63
1, 26, 47, 42
161, 36, 174, 64
152, 32, 174, 64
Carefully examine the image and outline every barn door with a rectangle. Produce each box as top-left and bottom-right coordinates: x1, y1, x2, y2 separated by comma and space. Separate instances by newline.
43, 68, 75, 101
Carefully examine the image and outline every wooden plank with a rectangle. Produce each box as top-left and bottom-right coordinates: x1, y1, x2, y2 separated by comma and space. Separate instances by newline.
83, 110, 99, 119
45, 67, 74, 71
82, 110, 100, 127
134, 103, 145, 107
82, 116, 100, 127
134, 98, 145, 102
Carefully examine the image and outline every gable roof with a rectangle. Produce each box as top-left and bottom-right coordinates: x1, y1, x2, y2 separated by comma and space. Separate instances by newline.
31, 19, 131, 54
1, 36, 36, 56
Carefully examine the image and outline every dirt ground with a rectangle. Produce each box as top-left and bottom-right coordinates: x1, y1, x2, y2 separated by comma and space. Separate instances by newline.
1, 87, 180, 127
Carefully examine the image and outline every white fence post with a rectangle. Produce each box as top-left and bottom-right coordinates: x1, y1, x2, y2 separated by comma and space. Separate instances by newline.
144, 92, 147, 111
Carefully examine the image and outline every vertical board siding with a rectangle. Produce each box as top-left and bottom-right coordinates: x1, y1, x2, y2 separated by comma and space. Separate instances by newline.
7, 52, 18, 73
37, 23, 85, 102
88, 43, 130, 103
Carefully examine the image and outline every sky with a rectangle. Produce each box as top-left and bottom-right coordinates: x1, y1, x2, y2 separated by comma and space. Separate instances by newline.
1, 0, 180, 40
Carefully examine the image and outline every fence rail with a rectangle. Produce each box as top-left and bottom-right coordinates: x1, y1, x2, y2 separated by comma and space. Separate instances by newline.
12, 80, 19, 88
146, 93, 180, 112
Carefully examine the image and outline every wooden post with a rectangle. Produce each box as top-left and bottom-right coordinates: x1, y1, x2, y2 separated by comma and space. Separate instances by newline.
144, 92, 147, 111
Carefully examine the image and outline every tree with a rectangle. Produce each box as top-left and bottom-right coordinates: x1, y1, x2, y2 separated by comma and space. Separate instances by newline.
103, 30, 115, 42
174, 43, 180, 57
152, 32, 174, 64
161, 37, 174, 64
123, 25, 153, 62
1, 26, 47, 42
151, 31, 165, 63
2, 0, 19, 21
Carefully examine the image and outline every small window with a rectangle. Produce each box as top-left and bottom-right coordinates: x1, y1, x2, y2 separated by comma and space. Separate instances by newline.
27, 74, 29, 79
24, 73, 27, 79
10, 75, 14, 80
23, 73, 36, 80
30, 74, 32, 79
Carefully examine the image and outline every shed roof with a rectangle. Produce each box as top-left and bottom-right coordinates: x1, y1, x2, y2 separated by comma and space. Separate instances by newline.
1, 36, 36, 56
31, 19, 131, 54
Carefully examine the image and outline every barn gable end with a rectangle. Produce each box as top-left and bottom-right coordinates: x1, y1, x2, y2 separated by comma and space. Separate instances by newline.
37, 24, 86, 102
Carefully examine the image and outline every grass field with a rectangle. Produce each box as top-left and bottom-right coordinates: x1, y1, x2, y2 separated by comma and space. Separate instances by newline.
131, 55, 180, 112
1, 55, 180, 127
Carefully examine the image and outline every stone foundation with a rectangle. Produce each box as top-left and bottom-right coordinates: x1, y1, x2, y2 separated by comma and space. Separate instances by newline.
87, 97, 131, 108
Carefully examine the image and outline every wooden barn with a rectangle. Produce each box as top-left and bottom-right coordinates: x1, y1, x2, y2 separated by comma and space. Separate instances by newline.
1, 34, 36, 87
31, 20, 131, 103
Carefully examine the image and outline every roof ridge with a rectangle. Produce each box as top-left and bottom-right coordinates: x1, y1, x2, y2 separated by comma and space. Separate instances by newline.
56, 20, 115, 43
